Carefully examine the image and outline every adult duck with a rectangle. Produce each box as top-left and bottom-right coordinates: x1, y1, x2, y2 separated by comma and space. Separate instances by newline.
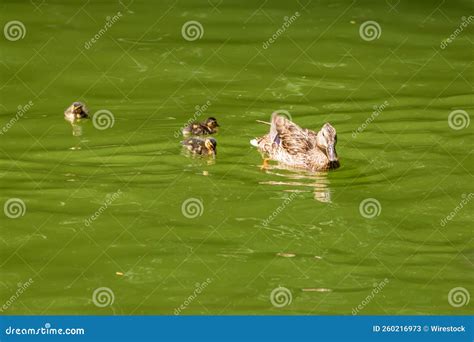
250, 113, 339, 171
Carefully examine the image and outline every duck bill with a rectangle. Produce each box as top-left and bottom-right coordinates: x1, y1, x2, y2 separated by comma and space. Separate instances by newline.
326, 144, 337, 162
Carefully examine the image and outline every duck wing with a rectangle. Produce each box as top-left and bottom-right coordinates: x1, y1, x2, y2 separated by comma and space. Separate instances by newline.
269, 113, 315, 155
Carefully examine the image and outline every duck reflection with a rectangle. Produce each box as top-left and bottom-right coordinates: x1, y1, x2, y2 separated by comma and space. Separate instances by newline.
70, 123, 84, 137
259, 164, 332, 203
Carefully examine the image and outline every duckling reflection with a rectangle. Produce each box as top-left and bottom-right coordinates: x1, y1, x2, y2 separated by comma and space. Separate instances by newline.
70, 123, 83, 137
181, 137, 217, 166
259, 164, 332, 203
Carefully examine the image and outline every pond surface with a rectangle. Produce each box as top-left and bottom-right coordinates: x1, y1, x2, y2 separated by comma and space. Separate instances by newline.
0, 0, 472, 314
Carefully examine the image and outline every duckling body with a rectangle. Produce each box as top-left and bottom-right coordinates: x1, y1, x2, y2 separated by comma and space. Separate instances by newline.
182, 117, 219, 136
64, 102, 89, 123
251, 113, 339, 171
182, 137, 217, 156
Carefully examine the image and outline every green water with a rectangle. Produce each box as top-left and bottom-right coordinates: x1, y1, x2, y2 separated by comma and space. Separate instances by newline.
0, 0, 472, 315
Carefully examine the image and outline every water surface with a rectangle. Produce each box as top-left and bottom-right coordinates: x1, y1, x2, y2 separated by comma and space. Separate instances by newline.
0, 0, 472, 314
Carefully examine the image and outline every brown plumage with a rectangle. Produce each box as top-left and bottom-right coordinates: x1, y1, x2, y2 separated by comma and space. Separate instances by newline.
251, 113, 339, 171
182, 137, 217, 156
64, 102, 89, 123
182, 117, 219, 136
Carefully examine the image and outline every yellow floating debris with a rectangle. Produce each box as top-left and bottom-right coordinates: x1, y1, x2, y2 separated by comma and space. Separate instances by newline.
115, 272, 124, 276
302, 288, 332, 292
277, 252, 296, 258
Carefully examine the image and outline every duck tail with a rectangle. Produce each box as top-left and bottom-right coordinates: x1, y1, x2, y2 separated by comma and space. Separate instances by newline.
250, 138, 259, 147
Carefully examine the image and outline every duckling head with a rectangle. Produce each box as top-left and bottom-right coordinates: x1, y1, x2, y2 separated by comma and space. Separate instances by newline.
73, 102, 83, 113
72, 102, 88, 118
204, 138, 217, 155
205, 117, 220, 130
316, 123, 338, 166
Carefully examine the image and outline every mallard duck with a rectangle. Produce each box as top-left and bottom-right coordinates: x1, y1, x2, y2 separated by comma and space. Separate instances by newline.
182, 137, 217, 156
250, 113, 339, 171
182, 117, 219, 136
64, 102, 89, 123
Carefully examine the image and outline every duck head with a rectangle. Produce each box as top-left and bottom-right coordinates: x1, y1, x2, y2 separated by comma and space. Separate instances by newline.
205, 117, 220, 130
204, 137, 217, 155
72, 102, 88, 118
316, 123, 339, 168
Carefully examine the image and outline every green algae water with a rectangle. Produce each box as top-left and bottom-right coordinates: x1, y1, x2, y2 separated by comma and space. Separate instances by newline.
0, 0, 472, 315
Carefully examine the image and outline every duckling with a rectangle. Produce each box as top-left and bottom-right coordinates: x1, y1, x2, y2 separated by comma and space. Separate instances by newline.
64, 102, 89, 123
182, 117, 219, 136
250, 113, 339, 171
182, 137, 217, 156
